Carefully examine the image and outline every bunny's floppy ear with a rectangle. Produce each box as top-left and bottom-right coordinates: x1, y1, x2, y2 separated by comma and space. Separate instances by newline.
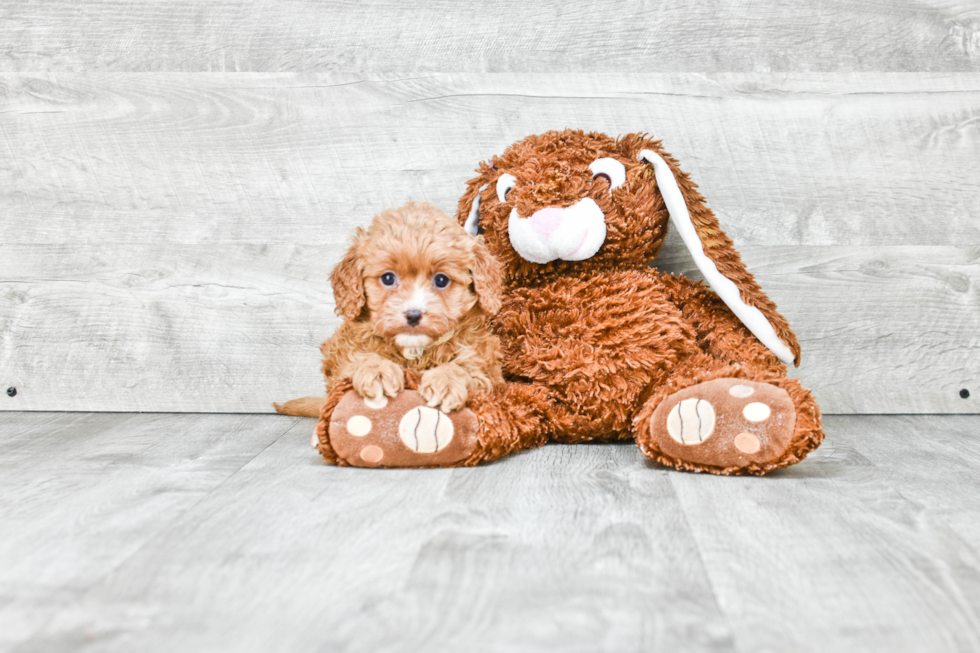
457, 158, 506, 314
470, 235, 503, 315
456, 159, 498, 237
330, 227, 368, 320
463, 183, 487, 237
638, 148, 802, 367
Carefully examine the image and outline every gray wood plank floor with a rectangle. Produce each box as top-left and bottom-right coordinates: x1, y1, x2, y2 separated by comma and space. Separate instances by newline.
2, 413, 979, 652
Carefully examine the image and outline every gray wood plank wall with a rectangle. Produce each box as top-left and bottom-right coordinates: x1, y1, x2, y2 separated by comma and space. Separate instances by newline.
1, 4, 978, 415
1, 1, 978, 72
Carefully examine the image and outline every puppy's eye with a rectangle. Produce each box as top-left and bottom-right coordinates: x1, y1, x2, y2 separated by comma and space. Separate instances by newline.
496, 173, 517, 203
588, 158, 626, 191
380, 272, 397, 287
433, 273, 450, 289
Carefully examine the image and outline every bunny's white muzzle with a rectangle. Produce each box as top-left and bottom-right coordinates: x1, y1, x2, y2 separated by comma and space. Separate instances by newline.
507, 198, 607, 264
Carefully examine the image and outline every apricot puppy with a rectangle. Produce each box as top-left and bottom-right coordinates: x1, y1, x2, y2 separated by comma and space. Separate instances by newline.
275, 202, 503, 418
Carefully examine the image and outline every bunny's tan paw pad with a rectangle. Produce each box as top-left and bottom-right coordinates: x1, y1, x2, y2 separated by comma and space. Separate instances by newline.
646, 378, 796, 470
326, 390, 479, 468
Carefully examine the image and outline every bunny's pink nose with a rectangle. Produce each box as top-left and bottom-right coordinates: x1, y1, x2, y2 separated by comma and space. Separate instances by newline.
529, 207, 563, 238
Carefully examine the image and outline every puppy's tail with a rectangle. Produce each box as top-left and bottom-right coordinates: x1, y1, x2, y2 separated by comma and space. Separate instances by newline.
273, 396, 325, 418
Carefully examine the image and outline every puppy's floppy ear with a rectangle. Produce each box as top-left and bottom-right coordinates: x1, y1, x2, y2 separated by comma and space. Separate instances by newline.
330, 227, 368, 320
634, 139, 802, 367
470, 235, 503, 315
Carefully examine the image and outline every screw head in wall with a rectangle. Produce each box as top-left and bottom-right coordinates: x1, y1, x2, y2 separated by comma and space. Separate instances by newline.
962, 389, 971, 399
6, 387, 16, 397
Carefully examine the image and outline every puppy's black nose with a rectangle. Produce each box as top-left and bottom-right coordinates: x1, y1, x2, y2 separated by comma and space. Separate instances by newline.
405, 309, 422, 326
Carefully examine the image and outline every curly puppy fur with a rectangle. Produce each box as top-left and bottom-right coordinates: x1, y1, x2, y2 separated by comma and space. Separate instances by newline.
274, 202, 503, 417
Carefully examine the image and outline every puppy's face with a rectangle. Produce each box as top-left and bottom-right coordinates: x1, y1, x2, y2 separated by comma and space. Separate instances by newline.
361, 237, 476, 348
331, 203, 502, 347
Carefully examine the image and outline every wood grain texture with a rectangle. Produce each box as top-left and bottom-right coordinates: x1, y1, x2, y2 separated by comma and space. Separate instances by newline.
1, 242, 977, 414
836, 415, 980, 554
669, 414, 980, 652
0, 243, 335, 413
2, 73, 980, 246
0, 412, 294, 649
1, 0, 979, 73
653, 244, 980, 414
3, 412, 980, 651
1, 73, 978, 413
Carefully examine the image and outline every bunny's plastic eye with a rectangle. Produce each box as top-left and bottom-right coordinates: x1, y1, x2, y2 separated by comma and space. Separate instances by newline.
380, 272, 397, 287
496, 173, 517, 202
433, 273, 450, 289
588, 158, 626, 191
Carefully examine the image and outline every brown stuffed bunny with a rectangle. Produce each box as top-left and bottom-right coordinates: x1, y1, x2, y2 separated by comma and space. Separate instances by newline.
315, 129, 823, 475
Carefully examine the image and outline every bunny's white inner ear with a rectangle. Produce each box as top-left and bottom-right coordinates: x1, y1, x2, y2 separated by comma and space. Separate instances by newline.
638, 149, 796, 366
464, 184, 487, 237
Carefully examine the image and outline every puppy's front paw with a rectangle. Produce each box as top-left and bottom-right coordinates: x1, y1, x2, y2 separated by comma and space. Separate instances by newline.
419, 364, 470, 413
351, 355, 405, 400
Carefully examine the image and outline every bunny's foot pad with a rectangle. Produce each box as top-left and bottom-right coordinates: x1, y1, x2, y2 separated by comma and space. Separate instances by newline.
328, 390, 479, 468
648, 378, 796, 469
